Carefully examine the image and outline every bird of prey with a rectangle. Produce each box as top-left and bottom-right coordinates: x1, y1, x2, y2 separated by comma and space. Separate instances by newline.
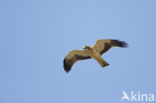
63, 39, 128, 73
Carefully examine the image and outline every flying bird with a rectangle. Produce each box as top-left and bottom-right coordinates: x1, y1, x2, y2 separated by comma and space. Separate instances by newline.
63, 39, 128, 73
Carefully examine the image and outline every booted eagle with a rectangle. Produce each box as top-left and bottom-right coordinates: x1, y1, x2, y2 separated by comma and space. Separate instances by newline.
63, 39, 128, 73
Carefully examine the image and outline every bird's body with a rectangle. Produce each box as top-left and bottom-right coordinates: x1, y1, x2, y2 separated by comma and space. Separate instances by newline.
63, 39, 128, 73
84, 46, 109, 67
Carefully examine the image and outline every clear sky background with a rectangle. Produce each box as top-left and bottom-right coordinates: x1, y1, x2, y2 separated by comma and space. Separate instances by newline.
0, 0, 156, 103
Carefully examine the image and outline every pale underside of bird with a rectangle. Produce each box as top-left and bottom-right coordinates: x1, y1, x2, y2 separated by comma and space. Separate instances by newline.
63, 39, 128, 73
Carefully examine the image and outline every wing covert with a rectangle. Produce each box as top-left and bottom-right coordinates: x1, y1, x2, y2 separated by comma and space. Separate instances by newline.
63, 50, 91, 72
93, 39, 128, 55
93, 39, 111, 55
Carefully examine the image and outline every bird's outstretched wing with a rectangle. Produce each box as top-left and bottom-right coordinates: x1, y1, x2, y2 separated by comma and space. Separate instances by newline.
93, 39, 128, 55
64, 50, 91, 72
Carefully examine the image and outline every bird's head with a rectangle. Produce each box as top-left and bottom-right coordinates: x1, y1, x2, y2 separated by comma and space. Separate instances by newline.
83, 45, 92, 50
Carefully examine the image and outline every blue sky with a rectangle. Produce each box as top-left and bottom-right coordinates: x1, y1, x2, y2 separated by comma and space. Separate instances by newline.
0, 0, 156, 103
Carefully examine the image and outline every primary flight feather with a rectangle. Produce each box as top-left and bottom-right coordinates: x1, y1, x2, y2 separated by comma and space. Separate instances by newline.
63, 39, 128, 73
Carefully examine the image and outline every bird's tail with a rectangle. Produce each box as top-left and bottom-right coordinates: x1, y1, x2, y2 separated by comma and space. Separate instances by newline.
95, 57, 109, 67
110, 40, 128, 48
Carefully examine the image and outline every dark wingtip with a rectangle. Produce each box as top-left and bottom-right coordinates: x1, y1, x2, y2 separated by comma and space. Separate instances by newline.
63, 58, 71, 73
111, 40, 128, 48
119, 41, 128, 48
